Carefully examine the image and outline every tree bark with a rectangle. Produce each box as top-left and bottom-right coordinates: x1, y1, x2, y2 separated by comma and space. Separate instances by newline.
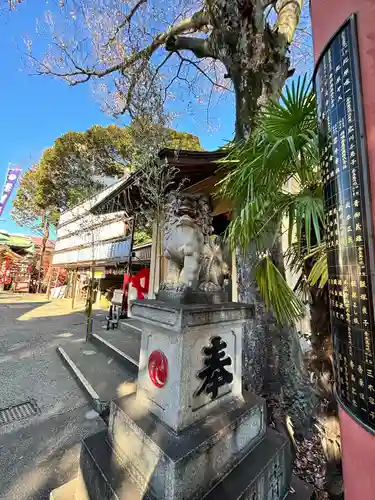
37, 211, 49, 293
206, 0, 317, 432
304, 260, 343, 498
204, 1, 297, 140
238, 241, 316, 435
229, 12, 341, 483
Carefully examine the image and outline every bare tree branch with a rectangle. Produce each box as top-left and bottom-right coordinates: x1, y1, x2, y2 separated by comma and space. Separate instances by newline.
143, 52, 174, 99
28, 0, 310, 135
164, 57, 184, 100
113, 57, 150, 117
166, 35, 215, 59
36, 8, 210, 84
107, 0, 148, 45
176, 52, 231, 92
7, 0, 23, 9
262, 0, 277, 8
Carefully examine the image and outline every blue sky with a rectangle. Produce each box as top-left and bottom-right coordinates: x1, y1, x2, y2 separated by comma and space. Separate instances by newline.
0, 3, 236, 238
0, 3, 311, 238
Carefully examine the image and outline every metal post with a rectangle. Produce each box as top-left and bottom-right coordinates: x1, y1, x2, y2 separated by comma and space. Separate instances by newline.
37, 211, 49, 293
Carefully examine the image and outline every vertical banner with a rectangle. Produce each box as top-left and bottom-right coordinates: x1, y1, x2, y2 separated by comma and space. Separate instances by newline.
0, 167, 21, 217
315, 15, 375, 431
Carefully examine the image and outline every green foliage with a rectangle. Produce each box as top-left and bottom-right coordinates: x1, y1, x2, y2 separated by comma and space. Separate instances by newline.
126, 118, 203, 172
162, 128, 203, 151
255, 256, 305, 325
305, 244, 328, 289
37, 125, 131, 211
133, 230, 152, 246
220, 76, 326, 325
12, 122, 202, 231
11, 165, 59, 234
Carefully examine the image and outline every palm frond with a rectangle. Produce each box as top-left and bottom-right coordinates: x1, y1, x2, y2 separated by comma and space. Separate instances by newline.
220, 76, 319, 205
262, 76, 316, 138
255, 256, 305, 326
285, 241, 305, 276
287, 185, 325, 251
225, 197, 282, 253
218, 74, 324, 326
306, 244, 328, 289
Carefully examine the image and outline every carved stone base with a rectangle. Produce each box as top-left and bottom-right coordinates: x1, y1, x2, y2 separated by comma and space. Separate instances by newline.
108, 392, 267, 500
49, 295, 298, 500
50, 418, 294, 500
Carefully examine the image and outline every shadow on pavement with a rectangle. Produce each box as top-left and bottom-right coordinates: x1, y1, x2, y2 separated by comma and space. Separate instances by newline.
0, 404, 105, 500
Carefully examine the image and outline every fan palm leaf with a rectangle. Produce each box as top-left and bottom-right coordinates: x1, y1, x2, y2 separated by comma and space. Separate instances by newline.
219, 75, 325, 325
255, 256, 305, 325
305, 243, 328, 289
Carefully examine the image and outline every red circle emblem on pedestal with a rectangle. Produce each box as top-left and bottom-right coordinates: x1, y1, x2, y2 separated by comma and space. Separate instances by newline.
148, 350, 168, 388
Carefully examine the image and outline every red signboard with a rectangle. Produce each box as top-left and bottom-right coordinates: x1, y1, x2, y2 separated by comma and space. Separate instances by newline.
0, 257, 11, 285
131, 267, 150, 299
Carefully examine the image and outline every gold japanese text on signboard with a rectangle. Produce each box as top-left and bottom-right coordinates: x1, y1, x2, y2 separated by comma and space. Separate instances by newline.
315, 16, 375, 430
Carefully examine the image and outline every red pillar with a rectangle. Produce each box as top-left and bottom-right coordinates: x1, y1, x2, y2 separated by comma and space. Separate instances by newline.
311, 1, 375, 499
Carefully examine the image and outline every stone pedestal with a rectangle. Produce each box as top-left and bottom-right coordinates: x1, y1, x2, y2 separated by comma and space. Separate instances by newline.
132, 299, 248, 432
50, 298, 294, 500
108, 391, 266, 500
100, 298, 291, 500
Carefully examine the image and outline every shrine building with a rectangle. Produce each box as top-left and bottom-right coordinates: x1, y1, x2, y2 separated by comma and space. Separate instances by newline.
89, 147, 308, 339
89, 148, 236, 299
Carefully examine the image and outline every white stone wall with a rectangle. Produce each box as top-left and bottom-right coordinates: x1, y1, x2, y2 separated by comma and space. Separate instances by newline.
52, 180, 131, 266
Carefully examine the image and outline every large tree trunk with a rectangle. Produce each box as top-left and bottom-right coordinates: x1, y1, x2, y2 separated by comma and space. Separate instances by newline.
171, 0, 322, 484
228, 44, 316, 433
212, 0, 318, 428
203, 0, 339, 494
305, 260, 343, 498
237, 240, 316, 436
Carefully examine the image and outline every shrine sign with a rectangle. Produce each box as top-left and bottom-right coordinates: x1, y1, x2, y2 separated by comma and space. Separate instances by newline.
315, 15, 375, 431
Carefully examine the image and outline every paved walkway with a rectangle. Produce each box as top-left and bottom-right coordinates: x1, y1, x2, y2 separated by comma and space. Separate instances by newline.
0, 293, 107, 500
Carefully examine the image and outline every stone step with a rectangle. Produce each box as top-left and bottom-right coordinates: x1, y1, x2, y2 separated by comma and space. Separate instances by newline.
90, 329, 140, 375
78, 430, 144, 500
49, 477, 91, 500
57, 342, 136, 415
119, 317, 143, 333
108, 392, 266, 500
50, 432, 313, 500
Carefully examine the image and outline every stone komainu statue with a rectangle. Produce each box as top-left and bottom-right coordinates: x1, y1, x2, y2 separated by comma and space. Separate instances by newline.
160, 192, 228, 296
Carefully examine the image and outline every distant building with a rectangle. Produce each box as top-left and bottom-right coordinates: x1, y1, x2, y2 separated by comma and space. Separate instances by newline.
51, 179, 151, 306
0, 230, 55, 292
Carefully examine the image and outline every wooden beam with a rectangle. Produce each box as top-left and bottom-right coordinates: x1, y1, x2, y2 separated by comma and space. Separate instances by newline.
183, 175, 217, 194
212, 198, 233, 216
186, 170, 227, 192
